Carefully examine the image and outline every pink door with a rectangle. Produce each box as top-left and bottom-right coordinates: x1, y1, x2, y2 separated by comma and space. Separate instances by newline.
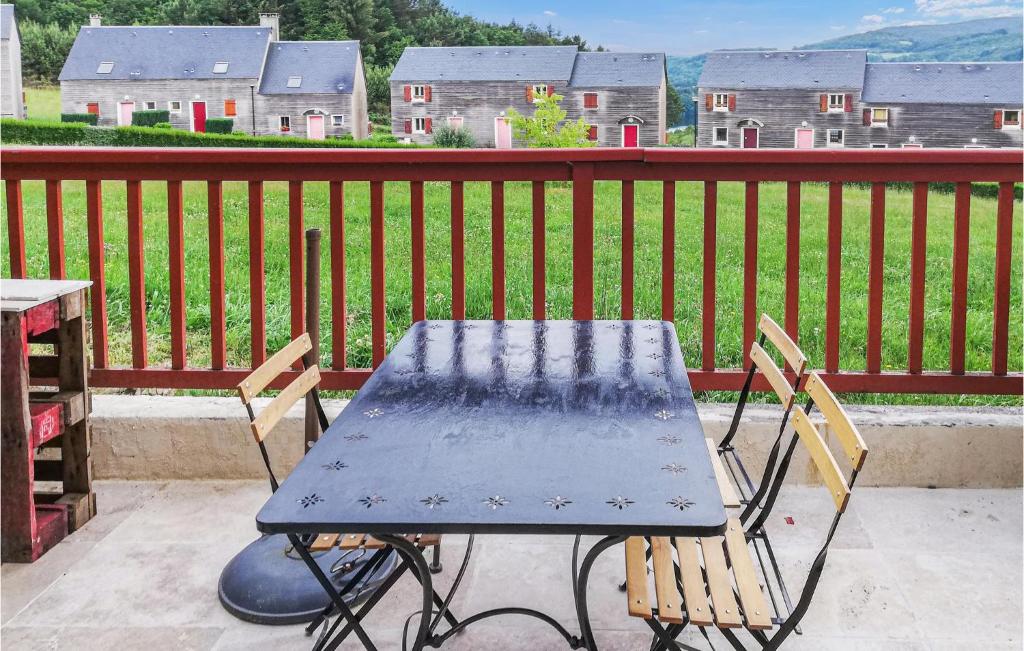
742, 128, 758, 149
191, 101, 207, 132
118, 101, 134, 126
622, 124, 639, 147
307, 115, 325, 140
495, 117, 512, 149
795, 128, 813, 149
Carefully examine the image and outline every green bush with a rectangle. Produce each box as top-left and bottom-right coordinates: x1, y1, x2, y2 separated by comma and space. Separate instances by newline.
132, 110, 170, 127
153, 122, 173, 129
205, 118, 233, 134
60, 112, 98, 125
431, 124, 476, 148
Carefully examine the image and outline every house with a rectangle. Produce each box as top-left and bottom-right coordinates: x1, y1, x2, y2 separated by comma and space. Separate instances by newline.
1, 4, 24, 119
696, 49, 1023, 149
389, 46, 666, 147
58, 14, 367, 139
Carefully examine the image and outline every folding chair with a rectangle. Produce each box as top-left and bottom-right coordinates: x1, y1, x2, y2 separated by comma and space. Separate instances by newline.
622, 372, 868, 650
237, 333, 456, 650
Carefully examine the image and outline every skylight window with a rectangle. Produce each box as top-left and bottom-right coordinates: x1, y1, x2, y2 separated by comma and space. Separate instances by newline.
287, 76, 302, 88
212, 62, 229, 74
96, 61, 114, 74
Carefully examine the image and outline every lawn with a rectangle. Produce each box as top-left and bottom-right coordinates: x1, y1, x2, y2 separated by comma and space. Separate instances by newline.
24, 85, 61, 121
1, 179, 1021, 406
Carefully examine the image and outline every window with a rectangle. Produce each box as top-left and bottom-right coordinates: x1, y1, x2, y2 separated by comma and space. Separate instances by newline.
96, 61, 114, 74
1002, 110, 1020, 127
168, 101, 182, 113
86, 102, 100, 115
412, 85, 425, 101
212, 61, 229, 74
533, 84, 548, 102
224, 99, 236, 116
279, 116, 291, 132
870, 143, 888, 149
713, 127, 728, 145
143, 101, 156, 110
964, 144, 986, 149
584, 92, 598, 109
827, 93, 845, 111
331, 115, 345, 127
413, 117, 427, 134
286, 76, 302, 88
826, 128, 844, 147
713, 93, 729, 111
871, 108, 889, 125
901, 143, 923, 149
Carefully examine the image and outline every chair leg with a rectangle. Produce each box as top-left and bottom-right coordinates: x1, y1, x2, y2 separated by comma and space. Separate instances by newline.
429, 542, 443, 574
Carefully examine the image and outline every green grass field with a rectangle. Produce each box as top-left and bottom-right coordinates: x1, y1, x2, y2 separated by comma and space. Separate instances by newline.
1, 179, 1020, 406
24, 85, 61, 121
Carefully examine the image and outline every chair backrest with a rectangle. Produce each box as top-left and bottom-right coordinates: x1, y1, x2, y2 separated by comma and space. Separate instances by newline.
757, 313, 808, 379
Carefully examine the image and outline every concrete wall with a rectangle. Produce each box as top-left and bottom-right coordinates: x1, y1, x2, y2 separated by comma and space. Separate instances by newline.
88, 396, 1023, 488
1, 26, 24, 119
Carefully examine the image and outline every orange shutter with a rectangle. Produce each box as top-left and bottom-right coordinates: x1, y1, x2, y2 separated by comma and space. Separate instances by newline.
526, 85, 534, 102
994, 110, 1003, 129
844, 94, 853, 112
547, 85, 554, 97
87, 102, 100, 115
819, 94, 827, 112
863, 108, 871, 126
727, 94, 736, 112
403, 85, 412, 102
224, 99, 236, 116
705, 94, 712, 111
424, 85, 432, 102
425, 117, 432, 134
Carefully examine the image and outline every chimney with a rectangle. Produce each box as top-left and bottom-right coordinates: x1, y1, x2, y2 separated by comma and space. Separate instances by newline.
259, 13, 279, 41
89, 14, 102, 27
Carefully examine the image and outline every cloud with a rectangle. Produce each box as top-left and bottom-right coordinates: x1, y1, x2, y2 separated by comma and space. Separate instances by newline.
693, 29, 710, 34
861, 14, 886, 23
830, 24, 848, 30
543, 10, 557, 16
914, 0, 1022, 18
883, 6, 906, 13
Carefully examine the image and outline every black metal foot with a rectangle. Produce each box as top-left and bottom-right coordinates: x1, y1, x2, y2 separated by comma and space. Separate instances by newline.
429, 545, 443, 574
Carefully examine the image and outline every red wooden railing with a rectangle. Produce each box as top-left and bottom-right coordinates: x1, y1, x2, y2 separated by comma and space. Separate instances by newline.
2, 147, 1021, 395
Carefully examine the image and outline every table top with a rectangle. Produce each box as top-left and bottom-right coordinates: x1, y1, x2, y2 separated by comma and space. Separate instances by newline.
257, 320, 727, 537
1, 279, 92, 313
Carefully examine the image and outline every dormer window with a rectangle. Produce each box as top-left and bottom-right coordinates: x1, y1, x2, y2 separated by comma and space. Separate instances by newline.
287, 76, 302, 88
212, 62, 229, 74
96, 61, 114, 74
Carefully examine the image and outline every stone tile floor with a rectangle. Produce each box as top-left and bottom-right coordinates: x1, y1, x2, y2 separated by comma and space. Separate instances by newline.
2, 481, 1020, 650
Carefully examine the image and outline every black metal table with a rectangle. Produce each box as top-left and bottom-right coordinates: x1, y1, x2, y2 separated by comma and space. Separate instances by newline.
257, 320, 727, 650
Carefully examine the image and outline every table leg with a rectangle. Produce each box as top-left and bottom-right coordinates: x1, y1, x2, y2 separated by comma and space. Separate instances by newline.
573, 535, 627, 651
375, 534, 434, 651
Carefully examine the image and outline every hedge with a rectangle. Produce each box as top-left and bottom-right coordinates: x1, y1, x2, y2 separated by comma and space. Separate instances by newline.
0, 119, 421, 149
132, 110, 170, 127
205, 118, 233, 134
60, 113, 98, 125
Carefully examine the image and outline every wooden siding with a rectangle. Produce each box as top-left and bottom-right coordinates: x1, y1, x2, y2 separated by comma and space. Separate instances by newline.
390, 79, 665, 148
861, 103, 1023, 148
255, 93, 360, 138
1, 27, 24, 119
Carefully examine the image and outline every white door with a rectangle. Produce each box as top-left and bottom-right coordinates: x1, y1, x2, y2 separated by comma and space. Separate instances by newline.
307, 115, 325, 140
117, 101, 135, 126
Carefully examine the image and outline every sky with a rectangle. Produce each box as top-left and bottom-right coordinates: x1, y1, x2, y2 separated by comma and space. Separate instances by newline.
445, 0, 1024, 55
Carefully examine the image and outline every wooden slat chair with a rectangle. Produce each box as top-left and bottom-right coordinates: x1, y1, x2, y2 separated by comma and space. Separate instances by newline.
623, 372, 868, 651
237, 334, 449, 645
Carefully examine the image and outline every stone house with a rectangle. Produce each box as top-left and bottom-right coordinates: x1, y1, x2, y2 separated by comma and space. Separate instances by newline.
58, 14, 367, 139
389, 46, 667, 147
1, 4, 24, 119
696, 49, 1023, 149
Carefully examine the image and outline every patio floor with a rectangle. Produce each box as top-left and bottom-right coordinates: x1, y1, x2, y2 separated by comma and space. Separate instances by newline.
2, 481, 1020, 650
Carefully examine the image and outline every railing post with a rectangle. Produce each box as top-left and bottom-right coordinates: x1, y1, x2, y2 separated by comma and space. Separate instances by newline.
572, 162, 595, 320
305, 228, 321, 452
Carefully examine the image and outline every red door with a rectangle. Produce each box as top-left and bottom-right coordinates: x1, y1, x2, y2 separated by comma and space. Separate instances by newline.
742, 127, 758, 149
622, 124, 639, 147
191, 101, 207, 132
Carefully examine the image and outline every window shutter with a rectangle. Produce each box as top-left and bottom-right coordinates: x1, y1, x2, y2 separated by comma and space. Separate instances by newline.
404, 119, 412, 134
862, 108, 871, 126
87, 102, 100, 115
819, 94, 827, 112
403, 85, 412, 102
424, 85, 432, 102
425, 117, 432, 134
548, 85, 555, 97
526, 85, 534, 103
844, 94, 853, 112
224, 99, 237, 116
994, 110, 1003, 129
705, 94, 712, 111
588, 125, 598, 141
728, 94, 736, 112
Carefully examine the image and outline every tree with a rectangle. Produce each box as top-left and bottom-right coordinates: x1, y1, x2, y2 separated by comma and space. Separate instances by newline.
666, 83, 684, 127
19, 20, 78, 83
506, 93, 593, 148
364, 63, 393, 118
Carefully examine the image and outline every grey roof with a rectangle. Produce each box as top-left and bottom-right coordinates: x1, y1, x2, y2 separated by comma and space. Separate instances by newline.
568, 52, 665, 87
862, 62, 1023, 105
1, 5, 15, 41
259, 41, 360, 94
58, 26, 270, 81
390, 46, 579, 82
699, 49, 867, 90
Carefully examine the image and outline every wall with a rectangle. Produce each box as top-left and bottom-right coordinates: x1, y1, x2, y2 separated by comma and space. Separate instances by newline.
862, 102, 1024, 148
349, 53, 369, 140
561, 84, 665, 147
255, 93, 357, 138
1, 27, 24, 119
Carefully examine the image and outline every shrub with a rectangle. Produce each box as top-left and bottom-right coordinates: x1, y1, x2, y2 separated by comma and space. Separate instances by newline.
60, 112, 98, 125
153, 122, 173, 129
132, 110, 170, 127
431, 124, 476, 148
205, 118, 233, 134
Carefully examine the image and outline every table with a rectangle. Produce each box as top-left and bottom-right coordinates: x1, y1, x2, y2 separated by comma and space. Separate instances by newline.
1, 279, 96, 562
257, 320, 726, 650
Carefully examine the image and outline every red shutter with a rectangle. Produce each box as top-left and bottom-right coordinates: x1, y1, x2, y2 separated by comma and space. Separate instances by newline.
584, 93, 598, 108
87, 102, 100, 115
844, 94, 853, 112
863, 108, 871, 126
819, 94, 827, 112
547, 85, 555, 97
424, 85, 432, 102
526, 85, 533, 102
994, 110, 1003, 129
588, 125, 598, 141
403, 85, 412, 102
728, 94, 736, 112
425, 117, 432, 134
705, 94, 712, 111
404, 119, 412, 134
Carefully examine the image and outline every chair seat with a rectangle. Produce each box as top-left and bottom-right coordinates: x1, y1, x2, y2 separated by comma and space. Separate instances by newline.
624, 519, 773, 631
706, 438, 741, 509
309, 533, 442, 552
